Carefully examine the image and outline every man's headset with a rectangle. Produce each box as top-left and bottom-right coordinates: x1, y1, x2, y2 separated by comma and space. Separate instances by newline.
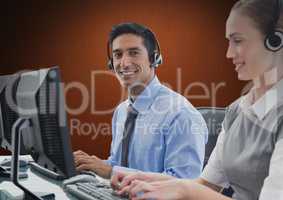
265, 0, 283, 52
107, 27, 163, 70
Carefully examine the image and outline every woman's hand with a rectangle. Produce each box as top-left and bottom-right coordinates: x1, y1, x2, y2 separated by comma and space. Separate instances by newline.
111, 171, 173, 194
126, 179, 190, 200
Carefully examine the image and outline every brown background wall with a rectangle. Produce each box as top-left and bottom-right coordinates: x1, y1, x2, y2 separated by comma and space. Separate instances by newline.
0, 0, 245, 158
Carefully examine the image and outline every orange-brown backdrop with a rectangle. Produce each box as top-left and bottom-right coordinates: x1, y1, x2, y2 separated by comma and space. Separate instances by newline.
1, 0, 244, 158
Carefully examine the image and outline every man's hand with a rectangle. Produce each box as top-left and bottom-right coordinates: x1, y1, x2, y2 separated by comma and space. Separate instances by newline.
73, 150, 112, 179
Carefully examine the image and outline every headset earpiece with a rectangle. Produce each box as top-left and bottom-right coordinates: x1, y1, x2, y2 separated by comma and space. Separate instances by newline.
265, 30, 283, 52
265, 0, 283, 52
148, 30, 163, 68
150, 51, 163, 68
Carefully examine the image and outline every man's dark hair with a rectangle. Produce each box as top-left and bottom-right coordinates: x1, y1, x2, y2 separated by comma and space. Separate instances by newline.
108, 22, 157, 60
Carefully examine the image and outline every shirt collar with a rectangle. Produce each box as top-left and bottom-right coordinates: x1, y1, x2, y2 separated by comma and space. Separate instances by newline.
240, 78, 283, 120
127, 76, 162, 114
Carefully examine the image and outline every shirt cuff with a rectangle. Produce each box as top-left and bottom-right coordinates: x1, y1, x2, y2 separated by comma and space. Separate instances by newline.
163, 168, 178, 177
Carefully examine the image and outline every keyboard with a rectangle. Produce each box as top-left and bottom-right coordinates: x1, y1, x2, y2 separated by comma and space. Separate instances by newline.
64, 181, 128, 200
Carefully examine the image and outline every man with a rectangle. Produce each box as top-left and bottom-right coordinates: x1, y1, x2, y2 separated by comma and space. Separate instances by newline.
74, 22, 207, 179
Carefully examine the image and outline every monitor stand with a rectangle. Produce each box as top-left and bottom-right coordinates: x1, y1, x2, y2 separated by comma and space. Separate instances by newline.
11, 118, 55, 200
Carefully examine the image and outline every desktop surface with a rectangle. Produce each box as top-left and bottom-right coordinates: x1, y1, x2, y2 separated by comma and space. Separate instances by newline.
0, 155, 80, 200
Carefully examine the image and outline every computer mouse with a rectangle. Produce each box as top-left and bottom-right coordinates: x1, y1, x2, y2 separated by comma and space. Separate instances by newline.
0, 158, 29, 168
62, 174, 99, 187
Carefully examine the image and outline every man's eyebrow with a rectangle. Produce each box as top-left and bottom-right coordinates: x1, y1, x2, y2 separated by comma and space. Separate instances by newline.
127, 47, 142, 51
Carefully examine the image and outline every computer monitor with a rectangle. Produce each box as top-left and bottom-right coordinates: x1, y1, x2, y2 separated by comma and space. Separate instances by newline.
15, 66, 77, 179
0, 73, 25, 153
0, 67, 77, 199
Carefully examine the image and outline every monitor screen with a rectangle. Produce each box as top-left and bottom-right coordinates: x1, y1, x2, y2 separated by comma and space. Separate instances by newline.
16, 67, 76, 178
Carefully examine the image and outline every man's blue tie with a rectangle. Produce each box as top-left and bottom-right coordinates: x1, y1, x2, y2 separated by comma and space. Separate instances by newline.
121, 105, 138, 167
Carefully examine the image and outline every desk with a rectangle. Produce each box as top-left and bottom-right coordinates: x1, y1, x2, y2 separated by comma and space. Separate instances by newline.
0, 155, 95, 200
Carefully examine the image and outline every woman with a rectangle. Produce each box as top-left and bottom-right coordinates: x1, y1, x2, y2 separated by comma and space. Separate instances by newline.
110, 0, 283, 199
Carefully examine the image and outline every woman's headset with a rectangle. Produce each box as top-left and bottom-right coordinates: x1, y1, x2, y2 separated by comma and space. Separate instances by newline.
107, 27, 163, 70
265, 0, 283, 52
